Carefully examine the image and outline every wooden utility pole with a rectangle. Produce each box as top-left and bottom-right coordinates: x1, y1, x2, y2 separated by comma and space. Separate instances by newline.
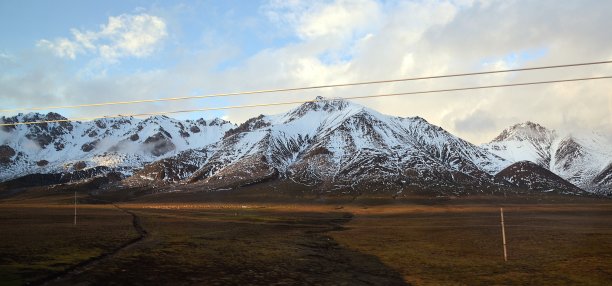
74, 190, 77, 226
500, 207, 507, 262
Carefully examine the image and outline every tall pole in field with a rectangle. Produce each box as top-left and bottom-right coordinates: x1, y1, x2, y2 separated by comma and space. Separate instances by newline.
500, 207, 507, 262
74, 190, 77, 226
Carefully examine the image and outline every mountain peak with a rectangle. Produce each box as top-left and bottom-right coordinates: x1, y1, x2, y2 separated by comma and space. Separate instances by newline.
311, 96, 351, 110
283, 96, 357, 121
143, 115, 171, 122
492, 121, 553, 143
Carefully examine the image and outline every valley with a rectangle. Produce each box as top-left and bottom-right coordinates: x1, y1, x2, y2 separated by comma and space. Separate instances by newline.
1, 186, 610, 286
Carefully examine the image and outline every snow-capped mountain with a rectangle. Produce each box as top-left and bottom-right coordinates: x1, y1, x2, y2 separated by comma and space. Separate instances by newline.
0, 112, 233, 181
482, 122, 612, 194
1, 97, 597, 195
485, 122, 556, 167
133, 97, 510, 194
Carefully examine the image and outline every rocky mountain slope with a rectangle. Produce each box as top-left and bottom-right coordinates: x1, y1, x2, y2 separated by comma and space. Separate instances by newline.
132, 97, 512, 194
482, 122, 612, 194
0, 112, 233, 181
494, 161, 584, 195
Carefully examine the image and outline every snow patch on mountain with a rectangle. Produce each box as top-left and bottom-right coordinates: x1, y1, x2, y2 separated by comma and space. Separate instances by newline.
483, 122, 612, 193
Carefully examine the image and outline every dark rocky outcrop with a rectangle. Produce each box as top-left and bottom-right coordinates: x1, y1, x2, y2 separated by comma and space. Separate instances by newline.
144, 132, 176, 156
495, 161, 584, 194
224, 115, 269, 138
81, 140, 100, 152
0, 166, 117, 191
74, 161, 87, 170
190, 126, 201, 133
0, 145, 16, 164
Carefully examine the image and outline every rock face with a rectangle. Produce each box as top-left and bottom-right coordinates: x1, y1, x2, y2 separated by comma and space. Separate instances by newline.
483, 122, 612, 194
0, 145, 16, 164
130, 149, 210, 182
81, 140, 99, 152
73, 161, 87, 170
143, 131, 176, 156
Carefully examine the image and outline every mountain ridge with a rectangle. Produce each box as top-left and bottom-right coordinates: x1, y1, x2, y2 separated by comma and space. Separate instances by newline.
1, 97, 607, 195
0, 112, 234, 182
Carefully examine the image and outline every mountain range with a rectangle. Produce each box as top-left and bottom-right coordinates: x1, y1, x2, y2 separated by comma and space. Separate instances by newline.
1, 97, 610, 196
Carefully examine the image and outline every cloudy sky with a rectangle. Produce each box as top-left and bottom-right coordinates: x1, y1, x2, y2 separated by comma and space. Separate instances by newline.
1, 0, 611, 144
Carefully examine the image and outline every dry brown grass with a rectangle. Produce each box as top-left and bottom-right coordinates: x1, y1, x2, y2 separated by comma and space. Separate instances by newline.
51, 206, 406, 285
1, 188, 610, 285
0, 203, 136, 285
331, 203, 612, 285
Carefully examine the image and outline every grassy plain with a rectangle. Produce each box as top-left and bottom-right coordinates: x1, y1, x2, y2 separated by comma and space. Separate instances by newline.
0, 187, 611, 285
0, 191, 136, 285
333, 203, 612, 285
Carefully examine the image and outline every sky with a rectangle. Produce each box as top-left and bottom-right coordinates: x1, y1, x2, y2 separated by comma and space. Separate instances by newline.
1, 0, 611, 144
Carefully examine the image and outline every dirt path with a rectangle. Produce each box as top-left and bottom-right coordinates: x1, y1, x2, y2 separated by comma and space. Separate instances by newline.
31, 206, 407, 285
115, 204, 148, 240
30, 204, 148, 286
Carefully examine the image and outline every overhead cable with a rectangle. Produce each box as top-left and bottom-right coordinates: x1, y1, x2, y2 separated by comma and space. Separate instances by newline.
2, 75, 610, 126
1, 60, 611, 113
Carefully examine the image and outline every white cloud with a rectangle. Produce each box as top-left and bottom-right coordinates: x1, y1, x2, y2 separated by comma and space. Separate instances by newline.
37, 13, 167, 62
264, 0, 380, 43
37, 38, 83, 59
300, 1, 378, 40
97, 14, 167, 59
5, 1, 612, 146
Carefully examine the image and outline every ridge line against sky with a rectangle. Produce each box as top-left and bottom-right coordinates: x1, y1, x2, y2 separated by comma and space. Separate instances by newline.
3, 75, 612, 129
1, 0, 611, 144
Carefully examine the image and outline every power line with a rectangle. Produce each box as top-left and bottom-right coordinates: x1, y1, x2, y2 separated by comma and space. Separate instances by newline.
2, 75, 610, 127
1, 60, 611, 113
